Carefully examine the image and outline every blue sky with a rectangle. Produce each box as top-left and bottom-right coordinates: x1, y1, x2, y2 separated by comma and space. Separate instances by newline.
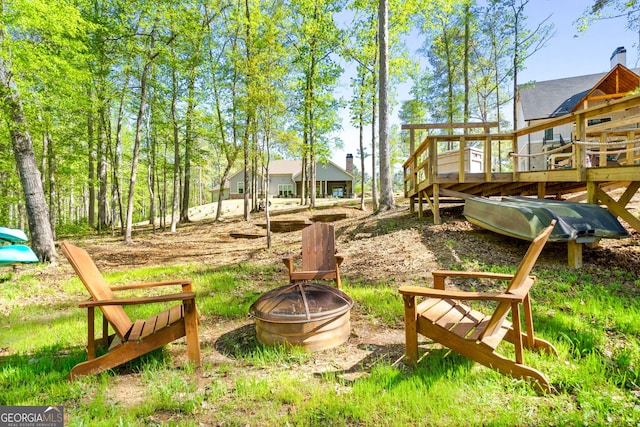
331, 0, 640, 173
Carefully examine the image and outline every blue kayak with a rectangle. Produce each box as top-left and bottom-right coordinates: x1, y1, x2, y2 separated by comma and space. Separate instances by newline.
0, 245, 39, 266
0, 226, 28, 243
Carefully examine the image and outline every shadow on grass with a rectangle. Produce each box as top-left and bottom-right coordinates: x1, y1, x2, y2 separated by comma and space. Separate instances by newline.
319, 342, 473, 389
214, 324, 260, 359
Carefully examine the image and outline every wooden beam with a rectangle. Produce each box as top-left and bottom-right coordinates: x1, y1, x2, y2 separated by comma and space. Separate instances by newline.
402, 122, 498, 130
619, 181, 640, 207
594, 185, 640, 233
586, 113, 640, 132
439, 188, 475, 199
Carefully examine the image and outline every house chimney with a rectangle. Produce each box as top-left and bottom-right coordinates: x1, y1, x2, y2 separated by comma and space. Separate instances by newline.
610, 46, 626, 68
346, 153, 353, 175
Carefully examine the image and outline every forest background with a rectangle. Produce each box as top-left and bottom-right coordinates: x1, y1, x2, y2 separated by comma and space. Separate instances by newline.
1, 0, 638, 261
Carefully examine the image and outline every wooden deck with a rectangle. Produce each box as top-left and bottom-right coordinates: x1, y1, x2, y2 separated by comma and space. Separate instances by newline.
402, 94, 640, 267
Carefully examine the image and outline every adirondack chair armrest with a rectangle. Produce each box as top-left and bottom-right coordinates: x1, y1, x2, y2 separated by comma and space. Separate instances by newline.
78, 292, 196, 308
334, 253, 345, 266
432, 270, 518, 281
110, 279, 193, 292
398, 286, 524, 303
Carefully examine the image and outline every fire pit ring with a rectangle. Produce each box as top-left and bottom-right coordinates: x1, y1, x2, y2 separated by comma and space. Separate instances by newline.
249, 282, 353, 351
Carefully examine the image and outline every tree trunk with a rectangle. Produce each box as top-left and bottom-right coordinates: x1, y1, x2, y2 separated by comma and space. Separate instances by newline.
371, 88, 378, 211
88, 107, 96, 228
97, 105, 108, 231
377, 0, 395, 211
0, 66, 57, 261
180, 75, 196, 223
46, 131, 57, 240
147, 112, 156, 232
124, 27, 156, 244
111, 88, 125, 234
170, 65, 180, 232
358, 78, 366, 211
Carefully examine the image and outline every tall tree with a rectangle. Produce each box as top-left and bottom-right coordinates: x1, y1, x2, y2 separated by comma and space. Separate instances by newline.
288, 0, 343, 209
0, 0, 91, 261
377, 0, 395, 210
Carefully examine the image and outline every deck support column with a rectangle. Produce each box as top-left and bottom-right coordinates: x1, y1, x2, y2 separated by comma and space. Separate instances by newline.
567, 240, 583, 269
432, 184, 441, 224
586, 181, 598, 205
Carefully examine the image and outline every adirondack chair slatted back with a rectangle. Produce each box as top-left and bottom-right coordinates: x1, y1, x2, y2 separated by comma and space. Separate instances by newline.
61, 241, 133, 338
301, 223, 336, 273
480, 220, 556, 339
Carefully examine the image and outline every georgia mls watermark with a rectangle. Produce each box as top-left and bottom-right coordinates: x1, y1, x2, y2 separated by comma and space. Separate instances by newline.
0, 406, 63, 427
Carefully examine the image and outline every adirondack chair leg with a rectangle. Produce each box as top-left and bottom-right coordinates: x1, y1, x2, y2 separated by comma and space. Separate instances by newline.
87, 307, 95, 360
184, 300, 201, 365
403, 294, 419, 366
504, 329, 558, 356
511, 302, 524, 365
522, 295, 536, 348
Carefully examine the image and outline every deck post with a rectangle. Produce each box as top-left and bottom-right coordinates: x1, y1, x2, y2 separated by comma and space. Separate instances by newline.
484, 131, 492, 182
432, 184, 441, 224
626, 131, 635, 165
567, 240, 583, 268
537, 182, 546, 198
459, 136, 466, 183
575, 113, 587, 181
411, 129, 417, 193
586, 181, 598, 205
598, 132, 608, 167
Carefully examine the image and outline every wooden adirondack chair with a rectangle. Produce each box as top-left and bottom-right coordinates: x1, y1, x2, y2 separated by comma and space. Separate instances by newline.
282, 222, 345, 288
61, 241, 201, 380
399, 220, 558, 393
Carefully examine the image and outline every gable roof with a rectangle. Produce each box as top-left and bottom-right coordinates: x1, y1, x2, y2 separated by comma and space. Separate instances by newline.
268, 159, 302, 176
518, 64, 640, 121
226, 159, 353, 185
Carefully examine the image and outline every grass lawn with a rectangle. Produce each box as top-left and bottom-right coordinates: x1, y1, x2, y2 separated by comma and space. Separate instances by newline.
1, 208, 639, 426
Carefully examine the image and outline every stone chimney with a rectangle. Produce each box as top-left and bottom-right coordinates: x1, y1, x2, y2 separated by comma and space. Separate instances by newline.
610, 46, 626, 68
346, 153, 353, 175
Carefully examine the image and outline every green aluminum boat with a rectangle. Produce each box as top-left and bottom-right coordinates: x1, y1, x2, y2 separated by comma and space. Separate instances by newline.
0, 245, 39, 266
463, 196, 629, 242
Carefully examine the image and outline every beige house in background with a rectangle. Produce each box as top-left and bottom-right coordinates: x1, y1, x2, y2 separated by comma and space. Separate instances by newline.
212, 155, 354, 200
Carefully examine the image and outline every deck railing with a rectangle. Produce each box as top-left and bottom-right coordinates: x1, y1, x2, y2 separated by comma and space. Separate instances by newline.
402, 93, 640, 198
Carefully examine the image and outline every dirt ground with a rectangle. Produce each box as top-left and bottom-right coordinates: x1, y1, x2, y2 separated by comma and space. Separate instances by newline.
48, 194, 640, 384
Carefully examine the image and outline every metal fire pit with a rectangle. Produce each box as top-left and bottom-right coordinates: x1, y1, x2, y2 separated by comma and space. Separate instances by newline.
249, 282, 353, 351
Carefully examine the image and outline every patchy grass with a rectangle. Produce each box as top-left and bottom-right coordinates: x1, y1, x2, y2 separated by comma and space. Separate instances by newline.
2, 219, 640, 425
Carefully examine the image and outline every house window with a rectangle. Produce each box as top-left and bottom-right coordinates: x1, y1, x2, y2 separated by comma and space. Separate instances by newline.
588, 117, 611, 126
237, 182, 244, 194
278, 184, 293, 197
544, 128, 554, 142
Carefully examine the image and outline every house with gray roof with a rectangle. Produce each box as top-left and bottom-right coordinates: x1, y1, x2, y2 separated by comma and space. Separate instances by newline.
515, 47, 640, 171
213, 155, 354, 200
